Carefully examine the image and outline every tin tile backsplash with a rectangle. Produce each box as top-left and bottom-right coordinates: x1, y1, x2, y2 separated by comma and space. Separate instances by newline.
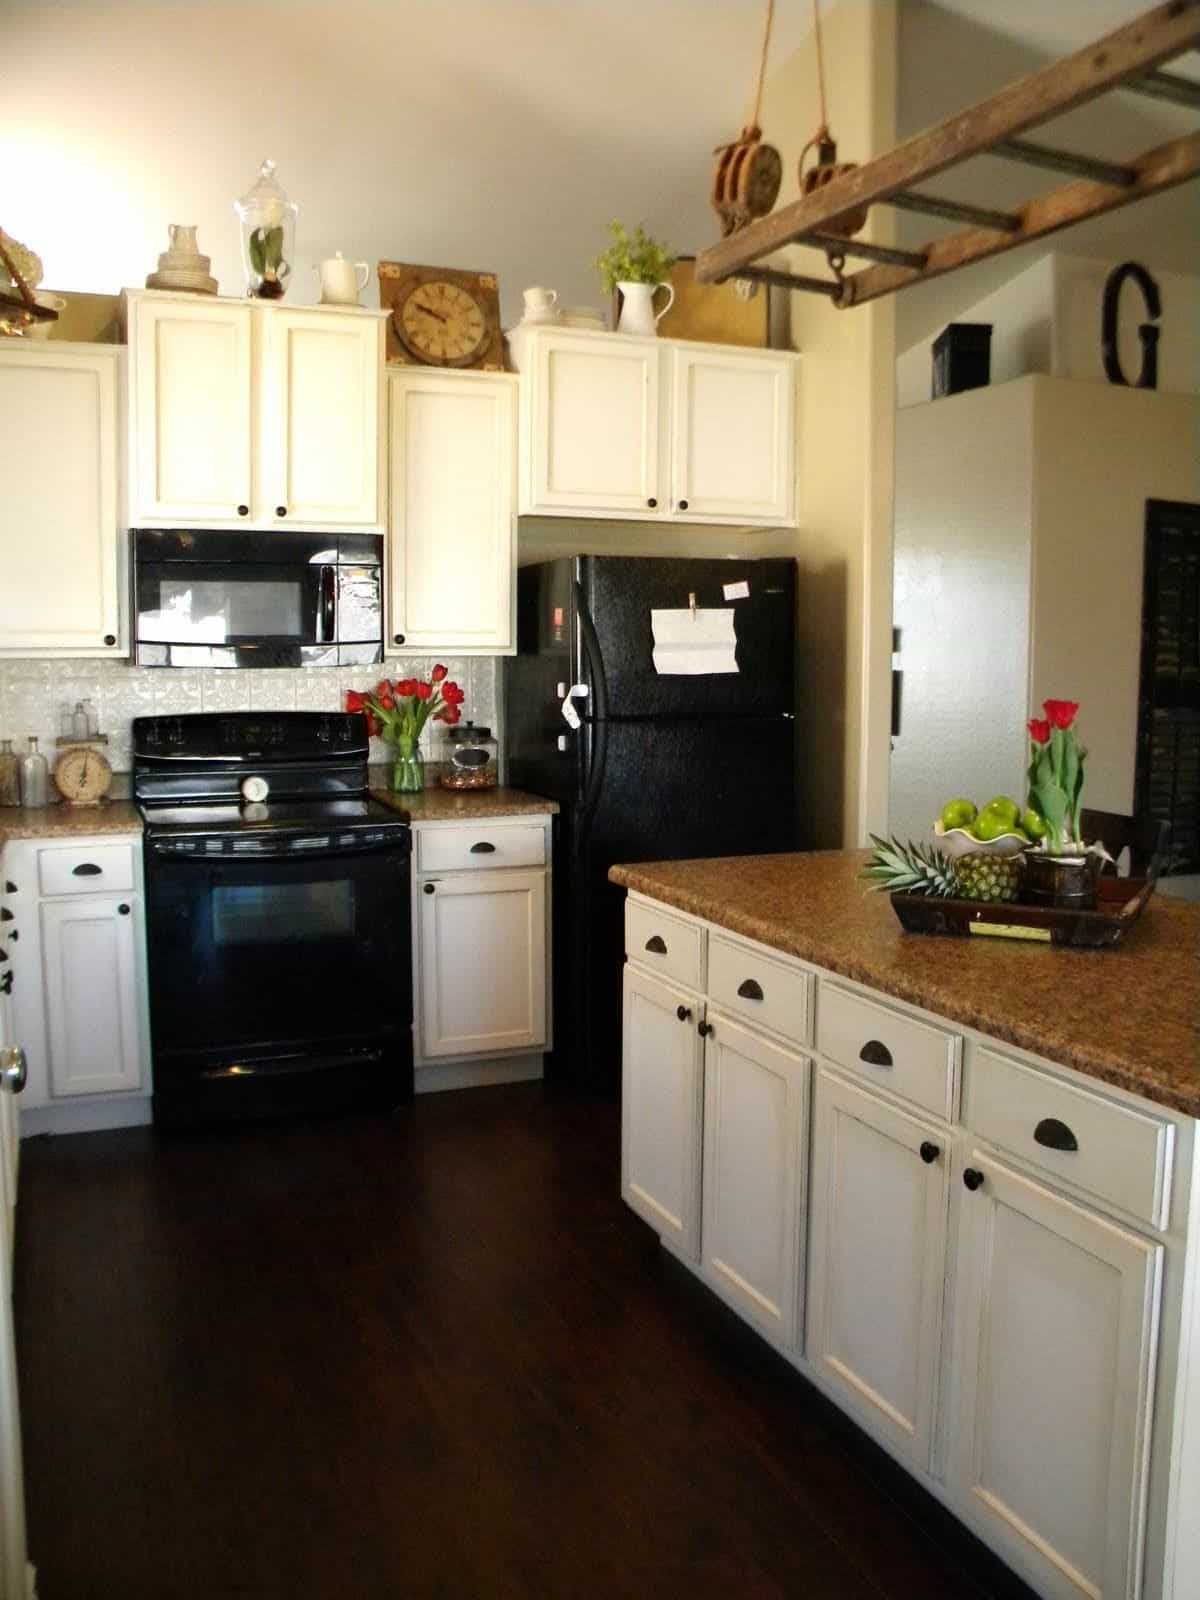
0, 657, 499, 772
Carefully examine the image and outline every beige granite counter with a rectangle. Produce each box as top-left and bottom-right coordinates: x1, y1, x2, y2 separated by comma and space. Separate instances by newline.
370, 787, 557, 821
0, 800, 143, 844
609, 850, 1200, 1118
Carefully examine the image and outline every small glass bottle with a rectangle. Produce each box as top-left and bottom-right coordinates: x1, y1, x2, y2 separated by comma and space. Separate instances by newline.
82, 698, 98, 738
72, 701, 89, 739
19, 736, 49, 808
58, 702, 74, 738
0, 740, 19, 807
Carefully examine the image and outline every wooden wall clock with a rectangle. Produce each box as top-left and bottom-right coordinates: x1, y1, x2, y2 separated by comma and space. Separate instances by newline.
378, 262, 504, 371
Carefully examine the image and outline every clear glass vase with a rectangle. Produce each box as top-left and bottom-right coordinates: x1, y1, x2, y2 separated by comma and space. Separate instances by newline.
389, 732, 424, 793
234, 160, 297, 300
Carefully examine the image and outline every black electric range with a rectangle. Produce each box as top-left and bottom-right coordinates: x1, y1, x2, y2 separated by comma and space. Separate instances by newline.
134, 712, 413, 1129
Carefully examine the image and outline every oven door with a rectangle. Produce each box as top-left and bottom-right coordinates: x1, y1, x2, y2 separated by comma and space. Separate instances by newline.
144, 837, 412, 1122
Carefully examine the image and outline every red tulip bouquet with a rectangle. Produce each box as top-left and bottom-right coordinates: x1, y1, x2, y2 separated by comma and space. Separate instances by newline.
1026, 698, 1086, 855
346, 665, 465, 793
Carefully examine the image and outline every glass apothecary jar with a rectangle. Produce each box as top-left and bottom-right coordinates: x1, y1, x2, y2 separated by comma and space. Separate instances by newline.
439, 723, 498, 790
234, 160, 297, 300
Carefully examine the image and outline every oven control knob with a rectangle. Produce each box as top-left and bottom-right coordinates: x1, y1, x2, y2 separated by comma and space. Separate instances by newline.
241, 775, 270, 803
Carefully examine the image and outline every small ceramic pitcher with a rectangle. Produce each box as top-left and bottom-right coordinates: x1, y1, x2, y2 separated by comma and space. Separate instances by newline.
168, 224, 200, 257
318, 253, 370, 305
616, 280, 675, 338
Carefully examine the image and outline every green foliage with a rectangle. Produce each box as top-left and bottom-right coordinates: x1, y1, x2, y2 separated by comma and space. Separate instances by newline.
592, 221, 675, 293
248, 225, 284, 278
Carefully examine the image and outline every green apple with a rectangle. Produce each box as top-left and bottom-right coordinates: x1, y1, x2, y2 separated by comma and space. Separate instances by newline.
973, 809, 1018, 842
939, 798, 977, 831
981, 795, 1020, 826
1020, 807, 1048, 841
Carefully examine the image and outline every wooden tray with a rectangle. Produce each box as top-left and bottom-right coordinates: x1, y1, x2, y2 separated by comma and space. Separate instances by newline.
890, 875, 1156, 947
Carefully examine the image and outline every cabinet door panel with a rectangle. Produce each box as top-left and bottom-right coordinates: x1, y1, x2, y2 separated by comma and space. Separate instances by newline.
132, 298, 252, 523
807, 1067, 949, 1470
621, 965, 703, 1260
40, 897, 144, 1097
527, 335, 661, 514
0, 348, 120, 653
671, 348, 795, 524
265, 311, 381, 527
389, 372, 515, 651
418, 869, 545, 1058
951, 1152, 1161, 1600
701, 1014, 807, 1349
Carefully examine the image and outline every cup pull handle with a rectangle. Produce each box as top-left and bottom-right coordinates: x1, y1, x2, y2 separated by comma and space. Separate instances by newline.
736, 978, 764, 1001
469, 842, 497, 854
1034, 1117, 1079, 1152
72, 863, 103, 877
859, 1039, 893, 1067
644, 935, 667, 954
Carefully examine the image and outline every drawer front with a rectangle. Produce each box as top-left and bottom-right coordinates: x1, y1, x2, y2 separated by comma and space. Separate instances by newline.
967, 1046, 1174, 1230
38, 842, 135, 897
818, 983, 959, 1121
625, 899, 703, 993
707, 930, 813, 1049
416, 824, 546, 874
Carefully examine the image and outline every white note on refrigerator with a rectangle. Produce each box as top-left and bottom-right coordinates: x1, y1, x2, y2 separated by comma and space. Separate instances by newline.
650, 608, 739, 675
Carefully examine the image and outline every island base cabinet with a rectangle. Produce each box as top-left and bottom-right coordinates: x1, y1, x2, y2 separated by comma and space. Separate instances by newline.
806, 1067, 949, 1471
700, 1014, 808, 1351
621, 966, 703, 1262
950, 1152, 1162, 1600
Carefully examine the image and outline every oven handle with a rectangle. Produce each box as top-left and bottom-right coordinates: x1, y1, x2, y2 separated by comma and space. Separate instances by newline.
148, 837, 411, 865
319, 565, 337, 644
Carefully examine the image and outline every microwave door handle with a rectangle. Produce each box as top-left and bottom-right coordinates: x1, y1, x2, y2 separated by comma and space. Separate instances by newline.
320, 565, 336, 644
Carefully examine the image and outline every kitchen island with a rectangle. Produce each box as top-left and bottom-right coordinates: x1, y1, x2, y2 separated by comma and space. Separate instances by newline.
609, 849, 1200, 1600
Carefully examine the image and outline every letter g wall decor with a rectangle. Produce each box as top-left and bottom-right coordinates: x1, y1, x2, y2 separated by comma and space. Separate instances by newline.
1101, 261, 1161, 390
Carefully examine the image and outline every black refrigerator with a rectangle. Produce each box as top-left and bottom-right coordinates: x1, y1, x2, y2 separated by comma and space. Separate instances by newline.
506, 554, 798, 1094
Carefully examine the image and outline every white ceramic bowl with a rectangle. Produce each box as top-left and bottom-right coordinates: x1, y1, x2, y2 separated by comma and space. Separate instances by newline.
931, 819, 1028, 859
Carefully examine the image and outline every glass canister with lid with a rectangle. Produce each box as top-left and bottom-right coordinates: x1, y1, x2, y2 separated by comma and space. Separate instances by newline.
439, 722, 498, 790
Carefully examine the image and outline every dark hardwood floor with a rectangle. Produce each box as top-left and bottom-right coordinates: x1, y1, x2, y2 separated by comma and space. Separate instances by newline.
14, 1085, 1037, 1600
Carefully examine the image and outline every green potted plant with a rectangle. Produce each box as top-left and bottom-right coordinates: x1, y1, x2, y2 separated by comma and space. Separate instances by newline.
592, 221, 677, 338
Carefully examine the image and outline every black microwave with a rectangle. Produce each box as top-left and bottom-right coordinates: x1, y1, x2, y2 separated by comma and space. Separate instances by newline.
132, 529, 383, 668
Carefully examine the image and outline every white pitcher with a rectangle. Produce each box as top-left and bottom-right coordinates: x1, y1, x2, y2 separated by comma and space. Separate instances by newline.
317, 253, 370, 306
616, 280, 675, 338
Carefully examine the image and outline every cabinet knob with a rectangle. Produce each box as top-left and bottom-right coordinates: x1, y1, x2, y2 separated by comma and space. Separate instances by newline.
697, 1020, 713, 1038
678, 499, 689, 511
104, 634, 117, 647
4, 882, 15, 894
118, 904, 131, 915
962, 1167, 985, 1192
0, 908, 11, 922
423, 883, 435, 895
5, 930, 17, 943
919, 1141, 940, 1165
647, 497, 657, 509
393, 633, 406, 646
0, 971, 12, 996
237, 504, 249, 517
859, 1039, 893, 1067
0, 1046, 27, 1096
276, 505, 288, 518
675, 1004, 691, 1022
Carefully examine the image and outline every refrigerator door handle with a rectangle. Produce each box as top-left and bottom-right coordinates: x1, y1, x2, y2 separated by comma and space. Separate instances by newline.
574, 584, 609, 835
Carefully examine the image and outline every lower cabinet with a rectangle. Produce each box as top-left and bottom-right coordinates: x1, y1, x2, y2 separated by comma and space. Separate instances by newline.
950, 1150, 1162, 1600
39, 895, 145, 1097
807, 1065, 949, 1471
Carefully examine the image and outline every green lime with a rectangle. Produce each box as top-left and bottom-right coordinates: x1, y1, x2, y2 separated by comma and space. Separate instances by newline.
1020, 807, 1048, 841
982, 795, 1020, 826
940, 798, 977, 831
973, 810, 1017, 842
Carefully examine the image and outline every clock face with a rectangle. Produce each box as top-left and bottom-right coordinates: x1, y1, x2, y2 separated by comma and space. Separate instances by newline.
396, 280, 487, 367
52, 745, 113, 807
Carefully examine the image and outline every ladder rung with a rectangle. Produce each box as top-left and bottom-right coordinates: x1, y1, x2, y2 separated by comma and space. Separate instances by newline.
1128, 68, 1200, 111
889, 190, 1021, 233
728, 264, 841, 299
992, 138, 1136, 187
799, 232, 928, 270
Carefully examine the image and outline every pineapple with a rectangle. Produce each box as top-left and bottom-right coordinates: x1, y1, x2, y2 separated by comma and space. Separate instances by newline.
862, 836, 1023, 903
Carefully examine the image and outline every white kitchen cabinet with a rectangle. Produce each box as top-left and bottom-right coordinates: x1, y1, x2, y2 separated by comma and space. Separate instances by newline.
39, 895, 145, 1098
807, 1065, 949, 1470
387, 370, 516, 654
700, 1011, 808, 1348
0, 977, 19, 1258
0, 1059, 27, 1600
124, 290, 385, 530
508, 325, 798, 528
670, 345, 795, 524
0, 343, 123, 656
950, 1150, 1162, 1600
621, 963, 704, 1262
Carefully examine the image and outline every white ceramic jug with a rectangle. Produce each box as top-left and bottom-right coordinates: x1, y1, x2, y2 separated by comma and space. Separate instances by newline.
318, 253, 370, 305
616, 280, 675, 338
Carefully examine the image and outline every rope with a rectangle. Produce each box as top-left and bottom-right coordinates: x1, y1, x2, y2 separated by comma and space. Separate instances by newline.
749, 0, 775, 132
811, 0, 829, 134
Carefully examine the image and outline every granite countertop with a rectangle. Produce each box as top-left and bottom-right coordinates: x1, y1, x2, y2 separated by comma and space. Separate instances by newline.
370, 787, 558, 821
609, 850, 1200, 1117
0, 800, 144, 843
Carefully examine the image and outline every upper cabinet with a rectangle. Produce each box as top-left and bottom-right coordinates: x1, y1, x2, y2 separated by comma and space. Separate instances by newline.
508, 325, 798, 528
0, 343, 123, 656
124, 290, 385, 531
387, 369, 517, 656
